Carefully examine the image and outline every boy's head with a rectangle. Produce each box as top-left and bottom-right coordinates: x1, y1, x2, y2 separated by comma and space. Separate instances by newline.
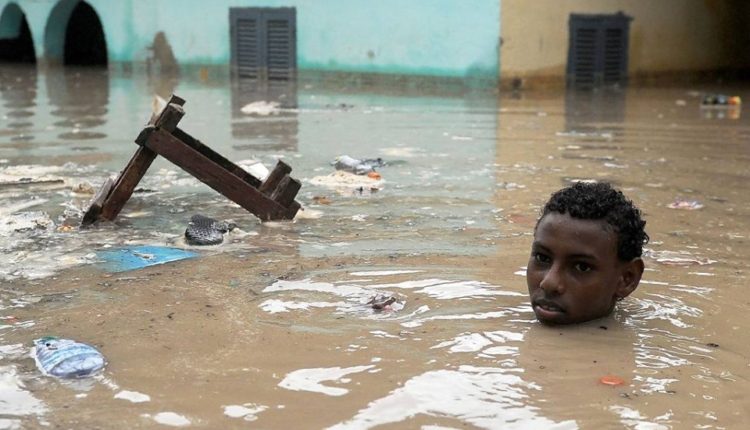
527, 182, 648, 325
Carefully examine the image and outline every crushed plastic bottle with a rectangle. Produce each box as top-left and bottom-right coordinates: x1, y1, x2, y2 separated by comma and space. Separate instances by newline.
332, 155, 386, 175
33, 337, 106, 378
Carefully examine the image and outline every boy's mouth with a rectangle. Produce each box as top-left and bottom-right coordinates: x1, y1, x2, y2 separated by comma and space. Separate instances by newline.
532, 298, 565, 320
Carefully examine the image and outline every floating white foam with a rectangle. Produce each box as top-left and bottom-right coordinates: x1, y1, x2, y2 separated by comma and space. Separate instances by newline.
240, 100, 280, 116
278, 365, 375, 397
150, 412, 191, 427
223, 404, 268, 421
114, 390, 150, 403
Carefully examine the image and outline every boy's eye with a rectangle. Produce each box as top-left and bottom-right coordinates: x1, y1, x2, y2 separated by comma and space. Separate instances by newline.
574, 262, 592, 272
533, 253, 551, 264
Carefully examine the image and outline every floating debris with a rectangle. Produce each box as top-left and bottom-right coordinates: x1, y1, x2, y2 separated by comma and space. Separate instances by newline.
312, 196, 332, 205
599, 375, 626, 386
96, 246, 198, 272
150, 412, 191, 427
114, 390, 151, 403
184, 214, 236, 246
367, 294, 398, 311
0, 211, 54, 235
497, 182, 526, 190
240, 100, 280, 116
223, 404, 268, 421
33, 337, 106, 379
308, 171, 383, 194
668, 199, 704, 210
701, 94, 741, 107
332, 155, 386, 175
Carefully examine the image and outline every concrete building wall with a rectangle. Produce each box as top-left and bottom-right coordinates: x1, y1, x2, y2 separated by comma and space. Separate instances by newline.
500, 0, 750, 86
0, 0, 501, 81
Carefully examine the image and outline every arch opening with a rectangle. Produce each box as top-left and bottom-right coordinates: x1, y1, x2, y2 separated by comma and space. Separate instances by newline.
64, 1, 107, 66
0, 4, 36, 64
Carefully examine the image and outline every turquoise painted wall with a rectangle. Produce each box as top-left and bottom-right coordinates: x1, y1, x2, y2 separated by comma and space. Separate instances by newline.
0, 0, 500, 80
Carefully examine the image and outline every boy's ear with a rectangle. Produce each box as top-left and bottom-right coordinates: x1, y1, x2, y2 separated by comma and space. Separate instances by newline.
616, 258, 644, 300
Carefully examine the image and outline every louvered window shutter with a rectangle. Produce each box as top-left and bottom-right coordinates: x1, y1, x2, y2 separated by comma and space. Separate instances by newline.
265, 10, 296, 81
570, 26, 597, 87
567, 13, 631, 88
230, 8, 296, 81
603, 27, 626, 85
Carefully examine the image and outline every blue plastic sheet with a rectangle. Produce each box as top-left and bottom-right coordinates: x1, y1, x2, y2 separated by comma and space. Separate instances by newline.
97, 246, 198, 273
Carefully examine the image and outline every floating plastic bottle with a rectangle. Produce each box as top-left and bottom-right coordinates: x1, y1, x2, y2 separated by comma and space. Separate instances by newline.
332, 155, 386, 175
333, 155, 374, 175
33, 337, 106, 378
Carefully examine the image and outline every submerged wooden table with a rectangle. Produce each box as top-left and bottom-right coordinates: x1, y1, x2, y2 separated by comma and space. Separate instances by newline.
82, 95, 301, 226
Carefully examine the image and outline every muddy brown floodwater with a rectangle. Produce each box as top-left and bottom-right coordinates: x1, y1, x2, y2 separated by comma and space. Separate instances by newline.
1, 65, 749, 429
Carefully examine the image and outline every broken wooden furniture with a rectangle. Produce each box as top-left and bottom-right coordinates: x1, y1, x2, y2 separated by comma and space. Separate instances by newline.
82, 95, 301, 226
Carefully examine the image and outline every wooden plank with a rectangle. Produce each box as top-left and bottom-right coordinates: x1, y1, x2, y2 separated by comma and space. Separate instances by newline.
144, 129, 287, 220
167, 94, 186, 106
98, 146, 158, 221
155, 103, 185, 132
270, 175, 301, 208
258, 160, 292, 195
148, 95, 186, 126
172, 127, 262, 188
285, 201, 301, 219
80, 177, 114, 226
134, 125, 156, 146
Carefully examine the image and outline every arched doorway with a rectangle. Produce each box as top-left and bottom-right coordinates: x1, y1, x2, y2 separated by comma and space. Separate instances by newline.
0, 3, 37, 64
64, 1, 107, 66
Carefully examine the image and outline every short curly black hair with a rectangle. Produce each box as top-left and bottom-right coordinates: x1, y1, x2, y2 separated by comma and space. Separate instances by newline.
538, 182, 649, 261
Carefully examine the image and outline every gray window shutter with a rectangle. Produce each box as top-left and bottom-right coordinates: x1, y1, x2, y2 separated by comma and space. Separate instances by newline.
230, 8, 296, 81
567, 13, 631, 88
570, 26, 597, 86
264, 10, 296, 81
603, 27, 627, 85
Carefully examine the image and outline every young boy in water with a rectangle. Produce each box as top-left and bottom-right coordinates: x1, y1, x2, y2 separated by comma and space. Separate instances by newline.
527, 182, 648, 325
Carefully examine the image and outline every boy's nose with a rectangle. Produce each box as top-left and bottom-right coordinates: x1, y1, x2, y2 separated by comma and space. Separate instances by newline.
539, 266, 564, 294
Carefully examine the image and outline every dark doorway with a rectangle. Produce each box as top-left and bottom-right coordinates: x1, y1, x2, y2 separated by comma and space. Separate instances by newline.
0, 14, 36, 64
64, 1, 107, 66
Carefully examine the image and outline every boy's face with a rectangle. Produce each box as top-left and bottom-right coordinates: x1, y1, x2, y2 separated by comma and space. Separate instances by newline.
526, 212, 642, 325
